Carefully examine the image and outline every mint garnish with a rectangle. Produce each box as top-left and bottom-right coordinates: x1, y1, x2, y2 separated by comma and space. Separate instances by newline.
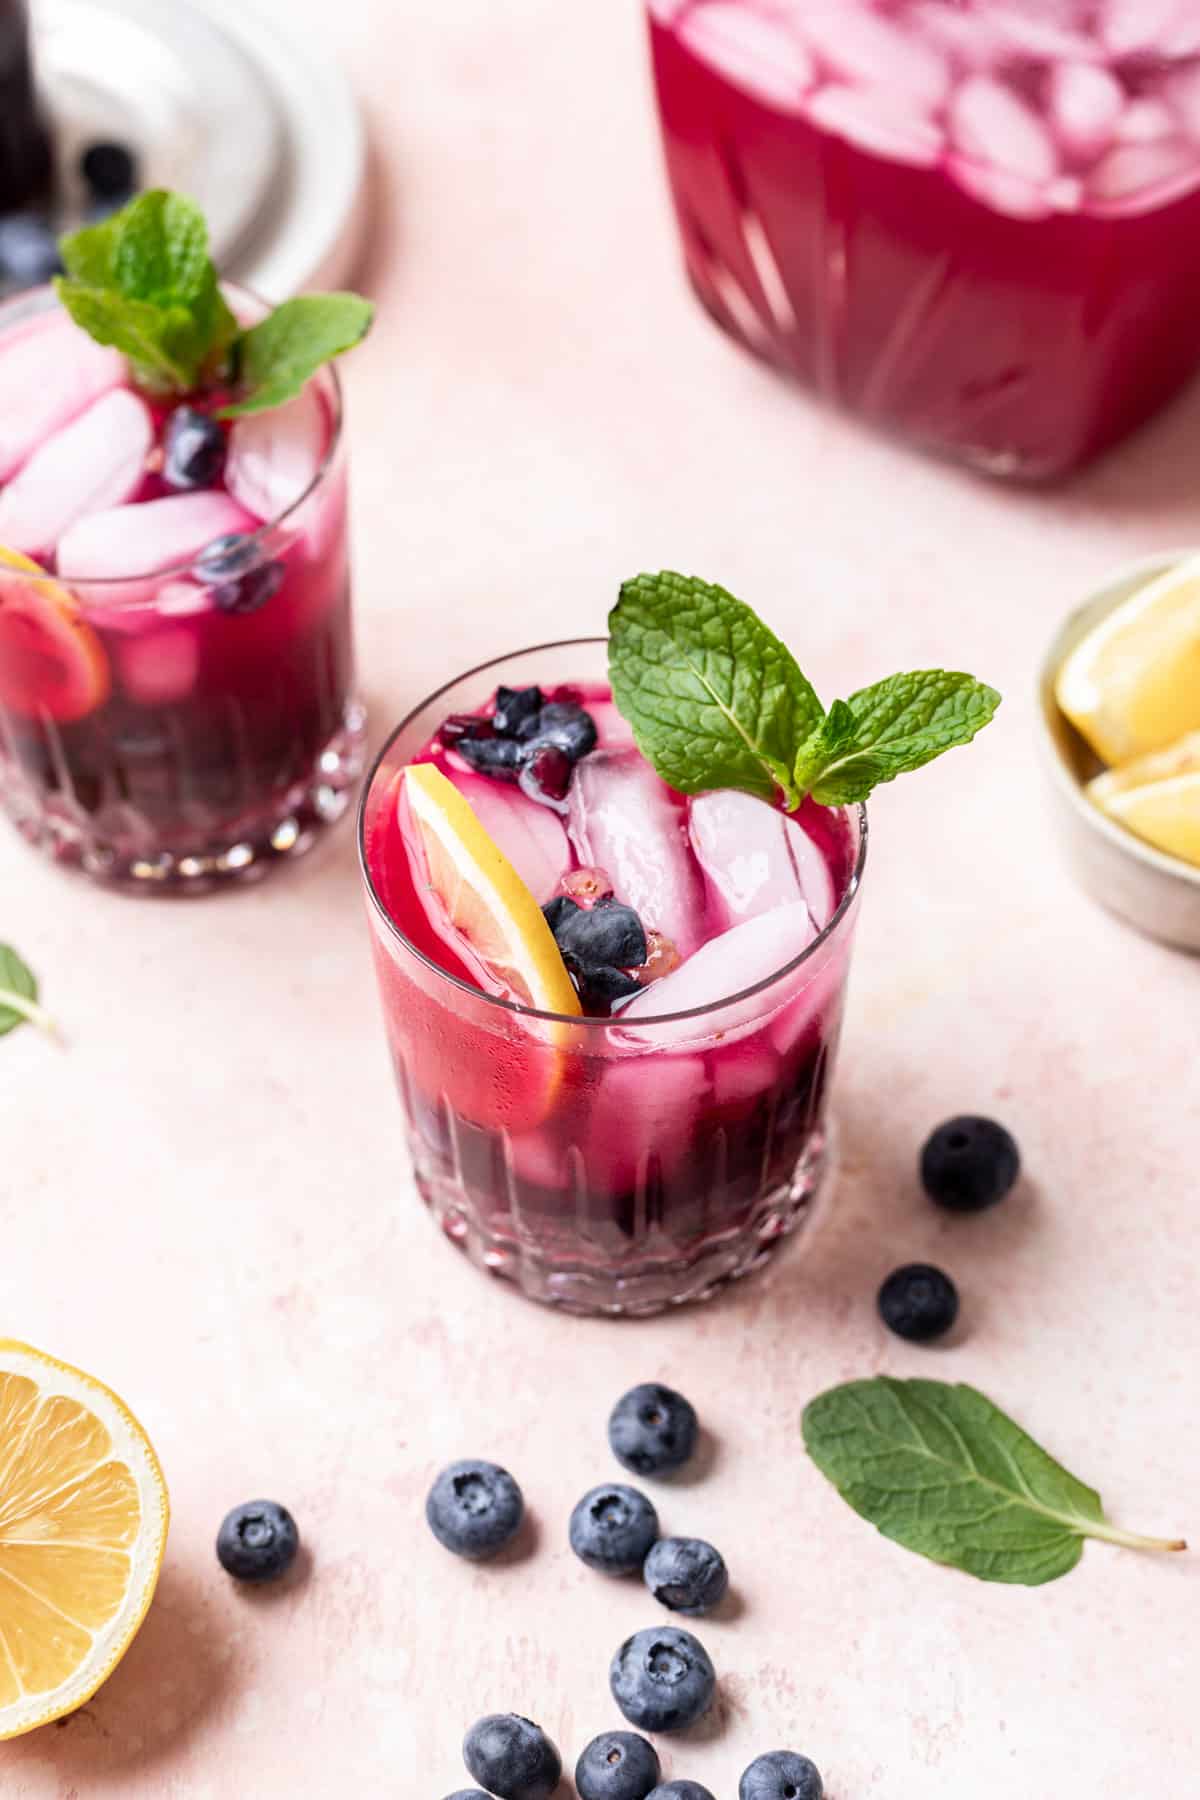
803, 1377, 1186, 1585
55, 190, 372, 411
0, 943, 56, 1042
609, 572, 1000, 809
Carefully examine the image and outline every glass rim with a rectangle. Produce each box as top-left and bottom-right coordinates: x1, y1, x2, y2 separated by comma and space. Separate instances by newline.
357, 637, 869, 1031
0, 282, 344, 589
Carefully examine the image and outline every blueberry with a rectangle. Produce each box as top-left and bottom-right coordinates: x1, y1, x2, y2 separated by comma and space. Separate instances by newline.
462, 1714, 561, 1800
80, 140, 139, 201
194, 533, 284, 616
646, 1786, 716, 1800
877, 1263, 959, 1343
565, 959, 644, 1013
608, 1383, 698, 1477
426, 1459, 524, 1560
542, 894, 578, 934
921, 1115, 1020, 1213
551, 899, 647, 972
457, 734, 525, 778
163, 406, 226, 490
575, 1729, 661, 1800
216, 1499, 299, 1582
0, 215, 63, 289
528, 700, 598, 761
569, 1484, 659, 1574
519, 743, 573, 806
609, 1627, 716, 1733
643, 1538, 728, 1616
738, 1750, 824, 1800
492, 684, 543, 736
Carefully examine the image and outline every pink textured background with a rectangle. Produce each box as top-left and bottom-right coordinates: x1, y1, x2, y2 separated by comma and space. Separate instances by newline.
4, 2, 1200, 1794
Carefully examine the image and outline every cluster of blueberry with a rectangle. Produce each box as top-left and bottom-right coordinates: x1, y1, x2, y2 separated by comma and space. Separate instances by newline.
877, 1116, 1021, 1343
543, 890, 651, 1013
0, 139, 138, 291
427, 1383, 825, 1800
440, 684, 599, 808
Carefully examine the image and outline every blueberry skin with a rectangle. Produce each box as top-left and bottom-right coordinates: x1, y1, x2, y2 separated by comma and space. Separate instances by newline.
492, 684, 543, 736
609, 1383, 699, 1477
643, 1537, 728, 1616
216, 1500, 299, 1582
194, 533, 284, 616
462, 1714, 561, 1800
575, 1729, 661, 1800
0, 215, 63, 288
552, 899, 647, 971
80, 139, 139, 200
921, 1116, 1020, 1212
878, 1264, 959, 1343
738, 1750, 823, 1800
647, 1785, 716, 1800
609, 1627, 716, 1733
426, 1459, 524, 1560
570, 1484, 659, 1575
528, 700, 598, 761
163, 405, 226, 490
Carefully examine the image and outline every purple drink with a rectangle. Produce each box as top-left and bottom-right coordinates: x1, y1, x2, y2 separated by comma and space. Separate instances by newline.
648, 0, 1200, 477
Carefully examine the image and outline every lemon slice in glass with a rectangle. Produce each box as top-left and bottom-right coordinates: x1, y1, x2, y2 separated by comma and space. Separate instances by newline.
0, 1339, 169, 1738
0, 545, 110, 723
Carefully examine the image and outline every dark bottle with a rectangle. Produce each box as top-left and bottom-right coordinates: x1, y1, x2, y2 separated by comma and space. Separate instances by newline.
0, 0, 52, 214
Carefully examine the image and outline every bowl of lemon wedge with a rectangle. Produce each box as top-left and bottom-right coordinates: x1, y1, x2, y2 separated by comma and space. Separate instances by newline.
1040, 549, 1200, 953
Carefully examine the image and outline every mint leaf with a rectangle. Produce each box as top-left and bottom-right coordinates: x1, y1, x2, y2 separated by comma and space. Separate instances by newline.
60, 215, 119, 287
111, 190, 210, 305
53, 281, 195, 390
804, 671, 1001, 804
609, 572, 824, 807
803, 1377, 1186, 1586
220, 294, 375, 418
0, 943, 56, 1041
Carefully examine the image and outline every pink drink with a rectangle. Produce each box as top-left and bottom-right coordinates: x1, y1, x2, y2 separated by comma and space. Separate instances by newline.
0, 289, 362, 888
360, 643, 865, 1315
648, 0, 1200, 477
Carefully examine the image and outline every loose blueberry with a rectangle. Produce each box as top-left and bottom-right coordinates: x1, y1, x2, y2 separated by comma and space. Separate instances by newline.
491, 684, 543, 737
609, 1627, 716, 1734
877, 1263, 959, 1343
608, 1383, 698, 1477
738, 1750, 823, 1800
519, 743, 573, 806
163, 405, 226, 490
0, 215, 63, 289
575, 1729, 661, 1800
80, 140, 139, 201
457, 733, 525, 778
921, 1115, 1020, 1213
426, 1459, 524, 1560
462, 1714, 561, 1800
569, 1483, 659, 1575
647, 1786, 716, 1800
216, 1499, 299, 1582
528, 700, 598, 761
643, 1537, 728, 1616
194, 533, 284, 616
553, 899, 647, 971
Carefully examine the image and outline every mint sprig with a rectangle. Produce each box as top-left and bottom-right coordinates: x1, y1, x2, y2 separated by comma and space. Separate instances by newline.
609, 573, 1000, 808
55, 190, 372, 411
803, 1377, 1186, 1585
0, 943, 57, 1042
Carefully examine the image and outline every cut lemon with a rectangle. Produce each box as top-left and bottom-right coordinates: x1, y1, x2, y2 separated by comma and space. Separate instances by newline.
0, 546, 110, 723
404, 762, 580, 1015
0, 1339, 169, 1738
1089, 770, 1200, 868
1056, 556, 1200, 765
1087, 730, 1200, 802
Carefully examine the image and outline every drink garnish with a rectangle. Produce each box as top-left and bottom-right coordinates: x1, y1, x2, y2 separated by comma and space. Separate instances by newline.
609, 571, 1000, 808
53, 190, 373, 414
0, 940, 56, 1041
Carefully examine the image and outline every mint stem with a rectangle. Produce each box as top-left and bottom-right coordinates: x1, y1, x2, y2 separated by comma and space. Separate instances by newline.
0, 987, 60, 1043
1089, 1521, 1187, 1554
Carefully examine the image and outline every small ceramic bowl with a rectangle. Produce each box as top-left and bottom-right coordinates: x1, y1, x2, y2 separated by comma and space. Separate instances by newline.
1037, 549, 1200, 954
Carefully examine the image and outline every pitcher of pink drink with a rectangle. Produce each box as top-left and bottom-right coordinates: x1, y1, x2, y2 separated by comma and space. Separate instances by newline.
647, 0, 1200, 478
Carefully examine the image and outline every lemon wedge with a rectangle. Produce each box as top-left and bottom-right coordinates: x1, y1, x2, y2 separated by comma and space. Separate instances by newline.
404, 763, 580, 1016
0, 1339, 169, 1738
1089, 770, 1200, 868
0, 545, 109, 723
1087, 731, 1200, 802
1056, 556, 1200, 765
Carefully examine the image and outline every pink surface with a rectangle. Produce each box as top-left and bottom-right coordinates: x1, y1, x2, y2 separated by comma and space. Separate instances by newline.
3, 1, 1200, 1794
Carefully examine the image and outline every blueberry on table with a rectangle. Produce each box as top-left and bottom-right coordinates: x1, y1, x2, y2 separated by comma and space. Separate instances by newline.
163, 405, 226, 490
426, 1459, 524, 1560
216, 1500, 299, 1582
610, 1627, 716, 1733
575, 1728, 661, 1800
643, 1537, 728, 1616
647, 1785, 717, 1800
921, 1115, 1020, 1212
608, 1383, 699, 1477
570, 1484, 659, 1574
0, 215, 63, 288
491, 684, 543, 736
80, 139, 139, 201
442, 1792, 490, 1799
738, 1750, 824, 1800
878, 1264, 959, 1343
462, 1713, 562, 1800
194, 533, 284, 616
